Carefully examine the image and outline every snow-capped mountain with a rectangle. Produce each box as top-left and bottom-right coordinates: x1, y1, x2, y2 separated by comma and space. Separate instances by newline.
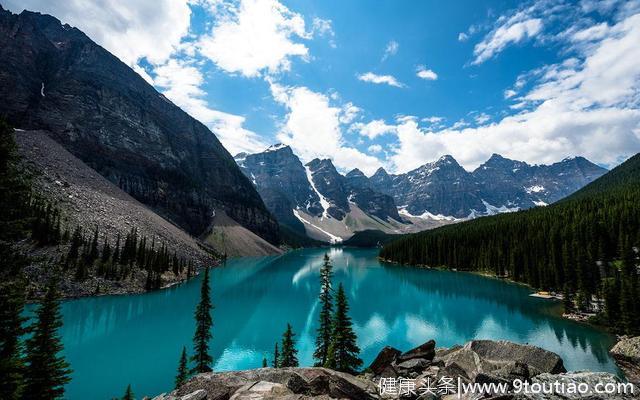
235, 145, 407, 243
370, 154, 607, 218
236, 146, 607, 242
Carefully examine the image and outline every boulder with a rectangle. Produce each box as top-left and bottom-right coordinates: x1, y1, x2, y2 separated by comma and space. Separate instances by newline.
465, 340, 565, 375
370, 346, 402, 375
229, 381, 293, 400
395, 358, 431, 375
397, 340, 436, 363
610, 336, 640, 385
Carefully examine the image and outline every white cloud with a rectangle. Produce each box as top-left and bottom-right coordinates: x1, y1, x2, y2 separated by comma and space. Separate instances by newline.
368, 144, 383, 153
382, 40, 399, 61
458, 32, 469, 41
269, 82, 383, 175
4, 0, 191, 79
339, 102, 361, 124
154, 59, 267, 155
474, 113, 491, 125
311, 17, 335, 47
416, 65, 438, 80
388, 13, 640, 173
504, 89, 517, 99
422, 116, 444, 124
197, 0, 311, 77
472, 16, 543, 64
357, 72, 405, 88
350, 120, 396, 139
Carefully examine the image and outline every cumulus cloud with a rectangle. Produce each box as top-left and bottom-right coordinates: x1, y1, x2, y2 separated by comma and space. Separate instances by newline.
416, 65, 438, 80
357, 72, 405, 88
368, 144, 383, 153
382, 40, 399, 61
504, 89, 517, 99
387, 12, 640, 172
3, 0, 191, 67
154, 59, 268, 155
472, 16, 543, 64
350, 120, 397, 139
269, 82, 383, 174
197, 0, 311, 77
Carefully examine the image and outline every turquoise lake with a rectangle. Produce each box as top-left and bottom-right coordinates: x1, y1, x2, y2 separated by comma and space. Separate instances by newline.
47, 247, 619, 399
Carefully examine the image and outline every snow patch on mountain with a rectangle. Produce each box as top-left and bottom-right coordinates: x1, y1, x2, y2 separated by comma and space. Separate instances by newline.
481, 200, 520, 216
525, 185, 545, 193
293, 209, 342, 243
305, 166, 332, 220
398, 207, 460, 221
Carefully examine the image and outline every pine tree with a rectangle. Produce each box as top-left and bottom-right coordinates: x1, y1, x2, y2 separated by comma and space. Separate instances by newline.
191, 268, 213, 373
23, 280, 72, 400
175, 346, 189, 389
314, 253, 333, 366
325, 283, 362, 374
262, 357, 267, 368
272, 343, 280, 368
121, 384, 134, 400
279, 324, 298, 367
0, 281, 27, 400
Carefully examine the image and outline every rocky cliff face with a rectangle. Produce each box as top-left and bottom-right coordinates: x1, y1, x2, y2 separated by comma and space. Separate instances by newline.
236, 146, 403, 241
370, 154, 607, 218
235, 145, 321, 234
0, 7, 279, 244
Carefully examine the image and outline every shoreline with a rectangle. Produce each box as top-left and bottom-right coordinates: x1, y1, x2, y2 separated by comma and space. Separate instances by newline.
377, 255, 615, 335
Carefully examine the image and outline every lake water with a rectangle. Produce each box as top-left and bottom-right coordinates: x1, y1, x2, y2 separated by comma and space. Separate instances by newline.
47, 248, 619, 399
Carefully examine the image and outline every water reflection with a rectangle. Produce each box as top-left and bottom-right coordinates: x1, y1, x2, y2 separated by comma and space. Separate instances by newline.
38, 248, 619, 400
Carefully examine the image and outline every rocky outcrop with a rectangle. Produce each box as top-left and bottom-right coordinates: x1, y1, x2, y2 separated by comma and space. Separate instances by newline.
610, 336, 640, 385
152, 368, 379, 400
0, 7, 278, 244
154, 340, 634, 400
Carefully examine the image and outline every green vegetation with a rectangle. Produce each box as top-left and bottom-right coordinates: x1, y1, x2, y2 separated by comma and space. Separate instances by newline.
279, 323, 299, 367
174, 347, 189, 389
313, 254, 334, 366
272, 343, 280, 368
381, 153, 640, 335
191, 268, 213, 373
279, 223, 327, 248
343, 230, 401, 248
0, 119, 71, 399
324, 283, 362, 374
121, 384, 134, 400
22, 280, 72, 400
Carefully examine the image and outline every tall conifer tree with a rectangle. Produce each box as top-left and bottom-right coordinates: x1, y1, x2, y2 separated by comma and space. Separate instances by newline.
175, 346, 189, 389
279, 324, 298, 367
314, 254, 333, 366
191, 268, 213, 373
325, 283, 362, 374
0, 281, 27, 400
23, 280, 72, 400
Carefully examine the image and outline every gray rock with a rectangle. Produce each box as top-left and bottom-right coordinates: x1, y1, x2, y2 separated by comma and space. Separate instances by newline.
181, 390, 208, 400
370, 347, 402, 375
465, 340, 565, 375
610, 336, 640, 385
230, 381, 293, 400
395, 359, 430, 374
397, 340, 436, 363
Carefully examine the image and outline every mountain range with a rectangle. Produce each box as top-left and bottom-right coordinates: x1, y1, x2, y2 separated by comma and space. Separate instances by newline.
0, 5, 609, 249
236, 145, 607, 243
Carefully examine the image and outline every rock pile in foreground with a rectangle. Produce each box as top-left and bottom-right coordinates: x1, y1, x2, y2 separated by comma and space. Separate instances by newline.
151, 339, 637, 400
610, 336, 640, 385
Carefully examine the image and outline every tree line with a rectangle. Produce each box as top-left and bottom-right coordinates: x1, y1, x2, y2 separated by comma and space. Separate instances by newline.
380, 153, 640, 335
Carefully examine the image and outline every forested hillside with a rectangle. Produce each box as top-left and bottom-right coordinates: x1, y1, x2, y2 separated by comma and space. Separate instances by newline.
380, 153, 640, 334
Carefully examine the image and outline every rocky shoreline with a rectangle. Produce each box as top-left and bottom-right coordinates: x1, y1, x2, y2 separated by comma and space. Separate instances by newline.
150, 339, 639, 400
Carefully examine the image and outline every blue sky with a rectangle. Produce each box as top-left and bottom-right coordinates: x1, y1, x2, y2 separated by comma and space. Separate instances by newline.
5, 0, 640, 174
